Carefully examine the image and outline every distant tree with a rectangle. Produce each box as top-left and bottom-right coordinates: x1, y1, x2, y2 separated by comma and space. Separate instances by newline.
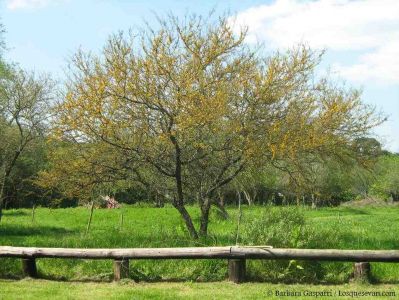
2, 137, 53, 209
0, 23, 9, 77
37, 140, 132, 203
371, 154, 399, 201
42, 14, 383, 238
0, 69, 54, 220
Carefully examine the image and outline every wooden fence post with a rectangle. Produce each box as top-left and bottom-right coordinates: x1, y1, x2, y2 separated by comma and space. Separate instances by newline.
228, 259, 246, 283
86, 201, 94, 235
22, 258, 37, 278
353, 262, 371, 282
114, 259, 129, 281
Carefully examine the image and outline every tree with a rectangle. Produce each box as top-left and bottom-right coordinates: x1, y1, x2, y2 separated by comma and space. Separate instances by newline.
286, 137, 382, 206
0, 22, 9, 78
3, 137, 59, 209
44, 14, 382, 238
371, 154, 399, 201
0, 69, 54, 220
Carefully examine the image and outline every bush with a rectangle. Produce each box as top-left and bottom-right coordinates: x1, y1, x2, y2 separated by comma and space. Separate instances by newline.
240, 206, 349, 283
242, 206, 307, 248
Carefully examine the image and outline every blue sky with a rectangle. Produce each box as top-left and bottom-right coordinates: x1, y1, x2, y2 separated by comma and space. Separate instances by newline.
1, 0, 398, 152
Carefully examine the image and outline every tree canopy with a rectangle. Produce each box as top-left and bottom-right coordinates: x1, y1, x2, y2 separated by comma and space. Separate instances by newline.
40, 14, 383, 238
0, 69, 54, 220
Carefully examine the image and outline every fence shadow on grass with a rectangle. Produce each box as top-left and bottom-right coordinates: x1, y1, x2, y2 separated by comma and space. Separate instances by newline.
336, 207, 371, 216
0, 224, 76, 238
338, 232, 399, 250
3, 210, 28, 217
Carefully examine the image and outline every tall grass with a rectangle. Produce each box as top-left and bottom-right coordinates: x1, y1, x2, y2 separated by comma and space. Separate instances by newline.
1, 205, 399, 283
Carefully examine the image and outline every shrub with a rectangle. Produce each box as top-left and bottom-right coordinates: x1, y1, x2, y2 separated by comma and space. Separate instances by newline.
242, 206, 307, 248
240, 206, 348, 283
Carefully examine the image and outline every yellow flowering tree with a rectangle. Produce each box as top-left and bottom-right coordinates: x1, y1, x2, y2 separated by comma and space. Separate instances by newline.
42, 14, 382, 238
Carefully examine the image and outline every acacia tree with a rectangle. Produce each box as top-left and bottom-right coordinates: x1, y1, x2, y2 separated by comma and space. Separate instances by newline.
44, 14, 382, 238
0, 69, 53, 220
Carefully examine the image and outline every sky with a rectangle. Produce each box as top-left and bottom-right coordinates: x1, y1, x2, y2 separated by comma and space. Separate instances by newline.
1, 0, 398, 152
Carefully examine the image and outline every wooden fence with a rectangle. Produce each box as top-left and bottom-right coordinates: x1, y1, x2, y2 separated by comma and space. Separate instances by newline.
2, 246, 399, 283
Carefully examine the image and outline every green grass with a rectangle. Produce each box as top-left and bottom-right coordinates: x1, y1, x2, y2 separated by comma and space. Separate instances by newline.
1, 205, 399, 283
1, 279, 398, 300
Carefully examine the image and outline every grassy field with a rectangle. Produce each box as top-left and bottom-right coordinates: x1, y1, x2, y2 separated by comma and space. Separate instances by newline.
1, 279, 399, 299
0, 204, 399, 298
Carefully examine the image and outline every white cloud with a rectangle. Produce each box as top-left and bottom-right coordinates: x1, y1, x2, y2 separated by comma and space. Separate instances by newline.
333, 40, 399, 84
6, 0, 66, 10
232, 0, 399, 84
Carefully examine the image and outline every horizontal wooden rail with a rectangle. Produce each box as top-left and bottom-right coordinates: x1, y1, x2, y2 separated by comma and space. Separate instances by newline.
2, 246, 398, 283
1, 246, 399, 262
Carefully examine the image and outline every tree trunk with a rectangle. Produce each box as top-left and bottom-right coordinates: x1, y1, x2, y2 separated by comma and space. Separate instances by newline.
0, 196, 3, 222
199, 198, 211, 236
173, 170, 198, 239
154, 192, 162, 208
0, 149, 23, 222
173, 202, 198, 239
170, 134, 198, 239
0, 174, 6, 222
243, 190, 252, 206
214, 193, 229, 219
252, 190, 258, 204
311, 193, 317, 209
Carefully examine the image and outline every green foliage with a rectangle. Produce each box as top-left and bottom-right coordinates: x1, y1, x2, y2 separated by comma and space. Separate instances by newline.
242, 207, 308, 248
371, 154, 399, 201
0, 22, 10, 79
241, 207, 346, 283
